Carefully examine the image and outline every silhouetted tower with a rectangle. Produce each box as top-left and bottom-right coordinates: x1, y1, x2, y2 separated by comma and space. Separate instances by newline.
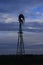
16, 14, 25, 55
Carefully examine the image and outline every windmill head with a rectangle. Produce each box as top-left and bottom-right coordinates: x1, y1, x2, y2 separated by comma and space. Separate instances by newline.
18, 14, 25, 24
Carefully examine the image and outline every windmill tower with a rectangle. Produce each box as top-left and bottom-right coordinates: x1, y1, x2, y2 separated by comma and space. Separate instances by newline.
16, 14, 25, 55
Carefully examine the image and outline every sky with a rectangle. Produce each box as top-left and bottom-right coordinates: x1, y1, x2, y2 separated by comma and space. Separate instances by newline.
0, 0, 43, 23
0, 31, 43, 54
0, 0, 43, 54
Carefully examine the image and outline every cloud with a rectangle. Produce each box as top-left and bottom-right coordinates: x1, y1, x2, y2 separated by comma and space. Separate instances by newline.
27, 27, 41, 29
4, 15, 17, 23
0, 13, 18, 23
0, 11, 43, 23
25, 18, 43, 22
0, 0, 43, 13
0, 0, 43, 23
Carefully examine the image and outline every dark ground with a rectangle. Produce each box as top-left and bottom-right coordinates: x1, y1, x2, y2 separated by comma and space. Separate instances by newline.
0, 55, 43, 65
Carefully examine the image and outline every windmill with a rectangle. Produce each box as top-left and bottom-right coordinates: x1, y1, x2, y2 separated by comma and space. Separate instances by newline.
16, 14, 25, 55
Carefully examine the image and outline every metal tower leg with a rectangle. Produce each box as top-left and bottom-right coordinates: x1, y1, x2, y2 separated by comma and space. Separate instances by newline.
16, 32, 25, 55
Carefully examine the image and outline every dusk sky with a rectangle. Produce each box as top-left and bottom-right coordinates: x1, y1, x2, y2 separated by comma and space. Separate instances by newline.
0, 0, 43, 55
0, 0, 43, 23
